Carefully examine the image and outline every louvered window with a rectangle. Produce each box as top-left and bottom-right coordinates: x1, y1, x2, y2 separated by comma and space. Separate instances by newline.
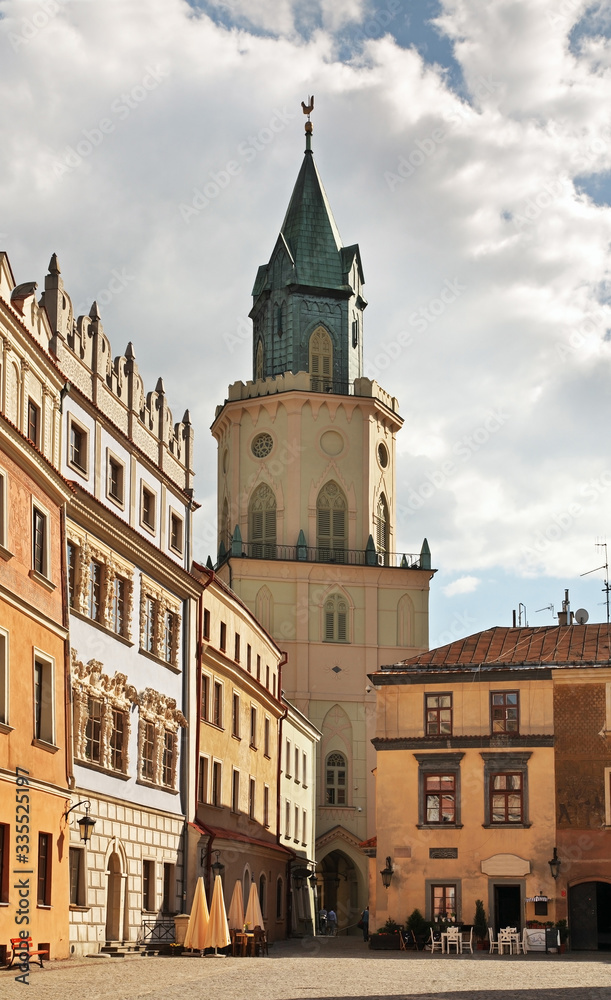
316, 481, 346, 561
375, 494, 389, 563
249, 483, 276, 558
309, 327, 333, 391
323, 594, 349, 643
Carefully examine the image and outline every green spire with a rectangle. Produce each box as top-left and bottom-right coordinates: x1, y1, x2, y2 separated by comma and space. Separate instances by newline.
279, 132, 343, 289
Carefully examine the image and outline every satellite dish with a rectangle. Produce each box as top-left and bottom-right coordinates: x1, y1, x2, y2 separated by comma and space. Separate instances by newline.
575, 608, 589, 624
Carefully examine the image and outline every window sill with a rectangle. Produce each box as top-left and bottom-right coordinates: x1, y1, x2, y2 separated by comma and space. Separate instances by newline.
140, 519, 156, 536
68, 461, 89, 480
136, 779, 179, 795
31, 738, 59, 754
37, 904, 52, 910
74, 758, 130, 780
417, 823, 463, 830
169, 544, 184, 558
70, 608, 134, 647
29, 569, 56, 591
106, 491, 125, 511
0, 722, 14, 734
482, 822, 531, 829
205, 722, 225, 733
69, 905, 91, 912
0, 543, 14, 561
264, 754, 271, 760
249, 743, 258, 751
232, 734, 241, 742
139, 646, 180, 674
319, 805, 355, 811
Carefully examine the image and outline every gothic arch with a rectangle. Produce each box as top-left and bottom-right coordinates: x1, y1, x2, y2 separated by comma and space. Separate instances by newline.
309, 326, 333, 390
375, 492, 389, 561
249, 482, 276, 557
397, 593, 414, 647
255, 339, 264, 381
320, 704, 353, 807
316, 481, 347, 556
255, 585, 273, 633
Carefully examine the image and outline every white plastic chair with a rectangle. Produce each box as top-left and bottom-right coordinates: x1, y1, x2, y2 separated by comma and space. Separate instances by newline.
461, 927, 473, 953
445, 926, 462, 953
498, 928, 514, 955
428, 928, 443, 952
488, 926, 498, 953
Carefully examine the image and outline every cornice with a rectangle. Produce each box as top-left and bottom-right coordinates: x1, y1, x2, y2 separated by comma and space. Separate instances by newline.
372, 734, 554, 750
202, 644, 284, 717
0, 413, 75, 504
68, 486, 201, 600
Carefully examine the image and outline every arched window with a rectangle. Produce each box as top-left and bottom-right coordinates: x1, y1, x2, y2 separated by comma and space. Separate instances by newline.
323, 594, 349, 643
276, 876, 283, 920
375, 493, 389, 563
316, 481, 347, 559
249, 484, 276, 558
259, 873, 267, 918
255, 340, 264, 381
255, 586, 273, 633
325, 751, 347, 805
309, 327, 333, 391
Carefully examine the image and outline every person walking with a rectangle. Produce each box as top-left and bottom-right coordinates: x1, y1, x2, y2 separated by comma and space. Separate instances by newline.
361, 906, 369, 942
318, 907, 327, 935
327, 908, 337, 936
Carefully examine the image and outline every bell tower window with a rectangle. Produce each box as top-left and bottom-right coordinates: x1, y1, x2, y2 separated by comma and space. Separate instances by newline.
309, 327, 333, 391
375, 493, 389, 562
255, 340, 264, 381
316, 481, 346, 559
249, 483, 276, 558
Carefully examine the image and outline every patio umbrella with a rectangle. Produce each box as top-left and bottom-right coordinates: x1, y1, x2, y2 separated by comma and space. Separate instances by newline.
184, 876, 209, 954
204, 874, 231, 955
245, 879, 264, 929
227, 880, 244, 930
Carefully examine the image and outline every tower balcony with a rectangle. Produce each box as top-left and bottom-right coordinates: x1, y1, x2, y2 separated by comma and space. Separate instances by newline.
220, 373, 400, 417
216, 541, 427, 571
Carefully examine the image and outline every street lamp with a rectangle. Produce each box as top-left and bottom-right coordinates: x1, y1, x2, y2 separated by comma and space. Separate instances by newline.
380, 856, 393, 889
63, 800, 96, 844
308, 873, 318, 890
548, 847, 561, 880
211, 850, 224, 879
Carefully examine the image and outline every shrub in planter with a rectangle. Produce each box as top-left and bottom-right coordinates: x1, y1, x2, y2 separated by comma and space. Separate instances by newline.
407, 909, 430, 938
473, 899, 487, 946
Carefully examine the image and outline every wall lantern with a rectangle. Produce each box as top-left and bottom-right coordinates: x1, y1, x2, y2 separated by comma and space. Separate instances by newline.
211, 850, 224, 878
548, 847, 561, 880
380, 856, 394, 889
63, 800, 96, 844
308, 873, 318, 890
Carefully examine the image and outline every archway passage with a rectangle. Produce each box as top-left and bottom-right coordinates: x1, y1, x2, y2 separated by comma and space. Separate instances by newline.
317, 849, 360, 935
105, 852, 124, 942
569, 881, 611, 950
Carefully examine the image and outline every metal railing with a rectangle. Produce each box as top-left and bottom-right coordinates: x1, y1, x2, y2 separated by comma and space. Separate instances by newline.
218, 542, 422, 569
139, 918, 176, 945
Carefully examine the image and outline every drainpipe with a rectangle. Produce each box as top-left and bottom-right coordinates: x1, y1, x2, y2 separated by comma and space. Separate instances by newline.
191, 566, 214, 902
60, 503, 75, 790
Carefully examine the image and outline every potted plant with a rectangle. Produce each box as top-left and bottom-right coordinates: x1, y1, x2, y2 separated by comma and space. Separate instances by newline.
473, 899, 487, 949
369, 917, 402, 950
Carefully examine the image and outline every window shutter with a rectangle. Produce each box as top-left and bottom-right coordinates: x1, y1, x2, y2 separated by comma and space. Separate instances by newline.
332, 508, 345, 542
318, 508, 331, 539
337, 608, 347, 642
264, 508, 276, 542
325, 609, 335, 641
252, 510, 263, 540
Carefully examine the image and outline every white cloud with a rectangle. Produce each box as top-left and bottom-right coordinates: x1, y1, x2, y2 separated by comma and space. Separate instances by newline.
0, 0, 610, 635
443, 575, 480, 597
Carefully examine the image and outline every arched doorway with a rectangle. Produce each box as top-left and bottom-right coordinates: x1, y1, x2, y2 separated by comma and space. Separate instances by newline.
318, 849, 360, 934
105, 852, 126, 942
569, 881, 611, 950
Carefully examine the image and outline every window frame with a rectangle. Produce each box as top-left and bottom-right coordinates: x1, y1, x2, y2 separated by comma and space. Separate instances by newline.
37, 832, 52, 906
481, 751, 531, 828
213, 680, 223, 729
429, 882, 458, 922
32, 500, 51, 580
0, 627, 9, 728
264, 716, 271, 758
325, 751, 348, 806
250, 705, 257, 749
323, 593, 349, 644
33, 649, 55, 747
415, 752, 463, 828
232, 691, 240, 739
0, 822, 9, 904
142, 859, 155, 912
249, 776, 256, 820
69, 846, 86, 907
140, 481, 157, 534
203, 608, 210, 641
212, 759, 222, 807
106, 450, 125, 509
231, 768, 240, 814
198, 755, 209, 804
425, 692, 453, 736
201, 672, 210, 722
0, 466, 9, 556
67, 414, 89, 478
168, 509, 184, 556
424, 772, 457, 825
27, 398, 40, 448
490, 690, 520, 734
489, 771, 524, 824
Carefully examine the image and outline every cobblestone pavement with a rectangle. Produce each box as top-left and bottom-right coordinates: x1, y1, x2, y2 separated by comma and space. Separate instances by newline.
2, 937, 611, 1000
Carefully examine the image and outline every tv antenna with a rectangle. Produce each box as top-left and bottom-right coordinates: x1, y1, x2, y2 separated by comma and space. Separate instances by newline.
535, 603, 555, 619
580, 540, 610, 625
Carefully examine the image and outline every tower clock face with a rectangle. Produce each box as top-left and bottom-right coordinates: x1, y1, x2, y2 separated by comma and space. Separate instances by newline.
378, 442, 389, 468
251, 432, 274, 458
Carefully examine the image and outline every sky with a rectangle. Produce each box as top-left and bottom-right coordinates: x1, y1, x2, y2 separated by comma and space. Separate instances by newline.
1, 0, 611, 648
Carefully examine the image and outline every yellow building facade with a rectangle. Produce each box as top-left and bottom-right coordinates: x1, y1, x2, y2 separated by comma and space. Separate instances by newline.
0, 253, 73, 965
371, 628, 559, 935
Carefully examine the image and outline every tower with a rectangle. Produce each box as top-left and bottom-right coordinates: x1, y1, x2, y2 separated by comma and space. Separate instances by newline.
213, 108, 433, 928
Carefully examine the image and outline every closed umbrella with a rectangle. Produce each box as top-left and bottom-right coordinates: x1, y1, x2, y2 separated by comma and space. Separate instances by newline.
184, 876, 209, 954
227, 880, 244, 930
204, 874, 231, 955
245, 879, 264, 929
